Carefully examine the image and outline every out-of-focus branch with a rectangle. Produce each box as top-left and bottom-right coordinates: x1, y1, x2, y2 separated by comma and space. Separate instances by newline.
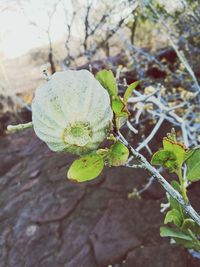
18, 0, 62, 74
145, 1, 200, 93
83, 0, 93, 52
62, 0, 77, 67
136, 114, 165, 152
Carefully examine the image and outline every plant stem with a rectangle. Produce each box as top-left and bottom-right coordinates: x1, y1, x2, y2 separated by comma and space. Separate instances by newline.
117, 130, 200, 227
7, 122, 33, 133
177, 168, 188, 203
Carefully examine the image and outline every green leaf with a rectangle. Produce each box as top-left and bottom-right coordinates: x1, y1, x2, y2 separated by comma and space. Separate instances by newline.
181, 219, 200, 236
160, 226, 193, 241
169, 196, 180, 211
151, 150, 178, 172
186, 148, 200, 181
123, 81, 140, 104
174, 237, 198, 250
184, 149, 195, 162
171, 180, 181, 192
67, 153, 104, 182
163, 138, 187, 168
108, 141, 129, 166
111, 96, 129, 118
164, 209, 182, 227
95, 70, 118, 98
187, 228, 197, 240
182, 218, 196, 231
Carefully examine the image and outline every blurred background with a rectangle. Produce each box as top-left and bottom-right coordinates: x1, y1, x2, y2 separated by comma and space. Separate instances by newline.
1, 0, 199, 135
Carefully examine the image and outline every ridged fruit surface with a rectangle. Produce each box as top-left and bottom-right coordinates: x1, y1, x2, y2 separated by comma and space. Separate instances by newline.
32, 70, 113, 155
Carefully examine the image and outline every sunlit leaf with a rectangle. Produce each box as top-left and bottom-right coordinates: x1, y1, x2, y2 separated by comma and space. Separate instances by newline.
95, 69, 118, 98
111, 96, 129, 118
164, 209, 182, 227
163, 138, 187, 168
151, 149, 178, 172
67, 153, 104, 182
160, 226, 193, 241
186, 148, 200, 181
123, 81, 140, 104
108, 141, 129, 166
184, 149, 195, 162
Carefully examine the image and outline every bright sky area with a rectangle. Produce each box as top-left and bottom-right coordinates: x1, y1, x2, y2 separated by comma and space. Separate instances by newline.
0, 0, 76, 58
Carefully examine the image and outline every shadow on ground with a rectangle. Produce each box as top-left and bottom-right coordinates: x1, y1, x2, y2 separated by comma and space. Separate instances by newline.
0, 129, 200, 267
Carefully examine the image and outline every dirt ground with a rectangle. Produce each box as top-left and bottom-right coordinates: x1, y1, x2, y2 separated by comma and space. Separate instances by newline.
1, 128, 200, 267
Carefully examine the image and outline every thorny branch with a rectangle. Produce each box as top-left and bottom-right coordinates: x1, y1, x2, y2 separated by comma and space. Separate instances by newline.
117, 130, 200, 227
62, 1, 138, 65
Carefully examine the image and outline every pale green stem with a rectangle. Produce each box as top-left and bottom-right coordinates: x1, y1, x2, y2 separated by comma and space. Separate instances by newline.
177, 168, 188, 204
7, 122, 33, 133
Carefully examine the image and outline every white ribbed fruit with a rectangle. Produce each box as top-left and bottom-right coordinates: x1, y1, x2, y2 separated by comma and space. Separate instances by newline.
32, 70, 113, 155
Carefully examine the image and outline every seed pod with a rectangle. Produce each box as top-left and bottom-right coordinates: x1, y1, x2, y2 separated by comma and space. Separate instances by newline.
32, 70, 113, 155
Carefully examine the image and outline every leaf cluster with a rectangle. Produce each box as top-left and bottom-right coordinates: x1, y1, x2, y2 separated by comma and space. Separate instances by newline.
151, 129, 200, 181
161, 180, 200, 251
67, 141, 129, 182
96, 69, 139, 130
151, 129, 200, 250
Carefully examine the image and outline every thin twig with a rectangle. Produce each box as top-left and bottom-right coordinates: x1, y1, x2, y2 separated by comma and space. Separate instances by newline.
136, 114, 165, 152
146, 1, 200, 93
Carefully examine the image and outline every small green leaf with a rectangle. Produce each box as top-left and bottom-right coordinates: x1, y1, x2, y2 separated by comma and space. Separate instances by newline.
151, 150, 178, 172
123, 81, 140, 104
111, 97, 129, 118
164, 209, 182, 227
108, 141, 129, 166
163, 138, 187, 168
160, 226, 193, 241
186, 148, 200, 181
96, 70, 118, 98
67, 153, 104, 182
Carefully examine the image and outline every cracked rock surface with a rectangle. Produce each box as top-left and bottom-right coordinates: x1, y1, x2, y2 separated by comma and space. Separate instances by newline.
1, 130, 200, 267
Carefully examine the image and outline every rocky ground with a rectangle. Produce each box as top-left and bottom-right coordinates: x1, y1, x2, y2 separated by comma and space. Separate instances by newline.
1, 128, 200, 267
